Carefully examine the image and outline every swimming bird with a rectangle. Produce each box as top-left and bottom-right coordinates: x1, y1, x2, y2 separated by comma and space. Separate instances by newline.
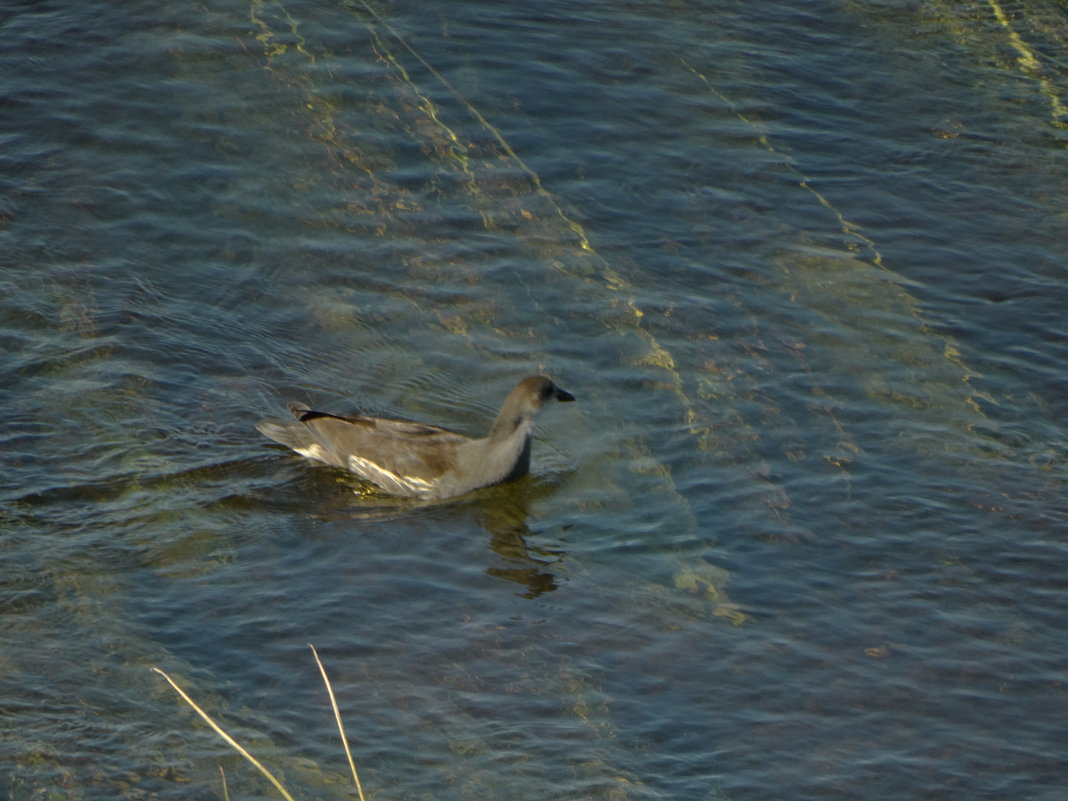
256, 375, 575, 500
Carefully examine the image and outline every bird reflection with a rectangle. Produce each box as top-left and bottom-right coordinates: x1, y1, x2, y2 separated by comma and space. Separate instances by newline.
303, 468, 569, 600
476, 482, 565, 599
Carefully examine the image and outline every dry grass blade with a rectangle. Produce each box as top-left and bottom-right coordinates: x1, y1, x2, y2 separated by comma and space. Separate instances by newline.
151, 667, 297, 801
309, 643, 367, 801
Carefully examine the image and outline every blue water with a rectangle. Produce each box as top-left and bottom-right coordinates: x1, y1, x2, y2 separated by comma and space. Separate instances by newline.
2, 1, 1067, 799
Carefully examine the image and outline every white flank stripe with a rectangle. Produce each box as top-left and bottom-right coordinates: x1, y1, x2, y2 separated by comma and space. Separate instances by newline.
295, 444, 330, 462
347, 454, 435, 496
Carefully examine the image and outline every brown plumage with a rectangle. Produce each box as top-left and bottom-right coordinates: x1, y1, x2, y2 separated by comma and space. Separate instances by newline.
257, 375, 575, 500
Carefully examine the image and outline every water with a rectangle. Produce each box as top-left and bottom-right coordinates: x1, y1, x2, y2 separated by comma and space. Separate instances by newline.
2, 0, 1067, 799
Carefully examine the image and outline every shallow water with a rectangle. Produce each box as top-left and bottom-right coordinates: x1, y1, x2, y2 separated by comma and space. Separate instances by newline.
2, 1, 1067, 799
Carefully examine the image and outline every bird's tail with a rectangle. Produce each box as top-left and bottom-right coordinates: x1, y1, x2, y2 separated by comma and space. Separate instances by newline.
256, 418, 318, 452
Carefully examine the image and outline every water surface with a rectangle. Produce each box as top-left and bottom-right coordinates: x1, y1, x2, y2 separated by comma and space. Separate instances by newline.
2, 1, 1067, 799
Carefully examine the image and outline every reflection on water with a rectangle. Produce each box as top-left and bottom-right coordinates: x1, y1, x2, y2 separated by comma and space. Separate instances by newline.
296, 469, 570, 598
477, 488, 567, 598
2, 0, 1067, 800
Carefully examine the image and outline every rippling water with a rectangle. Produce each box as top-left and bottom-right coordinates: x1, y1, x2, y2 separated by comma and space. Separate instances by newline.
2, 1, 1067, 799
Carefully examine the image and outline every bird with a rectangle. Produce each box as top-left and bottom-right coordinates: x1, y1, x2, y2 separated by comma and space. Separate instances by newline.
256, 375, 575, 500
